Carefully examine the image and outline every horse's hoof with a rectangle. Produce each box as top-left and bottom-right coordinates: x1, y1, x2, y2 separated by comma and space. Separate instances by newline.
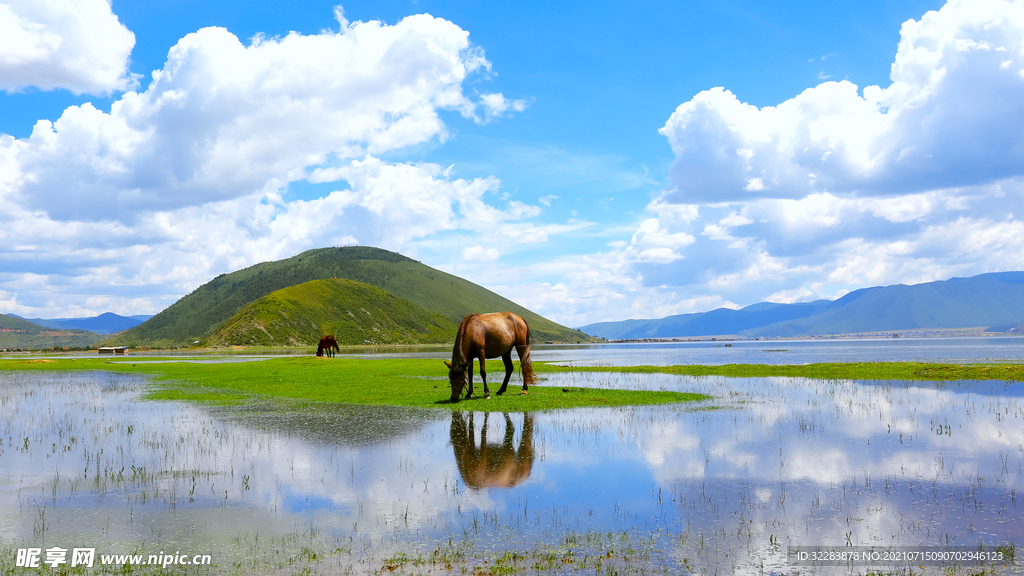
520, 390, 528, 395
485, 394, 491, 400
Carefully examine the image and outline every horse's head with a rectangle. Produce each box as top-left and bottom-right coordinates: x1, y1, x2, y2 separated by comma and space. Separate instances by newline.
444, 360, 467, 402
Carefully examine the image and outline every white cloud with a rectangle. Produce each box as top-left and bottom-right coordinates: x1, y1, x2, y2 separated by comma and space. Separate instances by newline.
659, 0, 1024, 204
0, 153, 551, 316
461, 246, 499, 262
0, 0, 136, 94
625, 218, 695, 263
9, 12, 495, 222
7, 0, 1024, 328
536, 0, 1024, 326
521, 0, 1024, 328
478, 92, 529, 122
0, 6, 547, 318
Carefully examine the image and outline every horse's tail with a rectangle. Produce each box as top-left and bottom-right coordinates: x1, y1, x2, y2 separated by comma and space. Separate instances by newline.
520, 321, 535, 387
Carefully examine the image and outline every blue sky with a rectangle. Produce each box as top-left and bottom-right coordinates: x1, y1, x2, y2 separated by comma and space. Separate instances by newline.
2, 0, 1022, 328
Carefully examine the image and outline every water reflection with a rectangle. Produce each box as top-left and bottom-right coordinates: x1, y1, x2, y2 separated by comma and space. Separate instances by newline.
450, 412, 535, 489
3, 369, 1024, 574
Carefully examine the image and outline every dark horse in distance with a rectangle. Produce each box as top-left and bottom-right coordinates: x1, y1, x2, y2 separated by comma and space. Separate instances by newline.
445, 312, 535, 402
316, 335, 340, 358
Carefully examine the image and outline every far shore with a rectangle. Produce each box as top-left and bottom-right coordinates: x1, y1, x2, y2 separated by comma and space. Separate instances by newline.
1, 327, 1021, 355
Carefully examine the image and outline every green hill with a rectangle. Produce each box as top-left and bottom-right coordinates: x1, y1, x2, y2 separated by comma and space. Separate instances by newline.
206, 279, 458, 347
0, 314, 103, 349
105, 246, 588, 347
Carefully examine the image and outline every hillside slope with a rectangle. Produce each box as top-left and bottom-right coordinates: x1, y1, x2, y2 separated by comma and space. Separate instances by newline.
106, 246, 588, 347
580, 272, 1024, 338
0, 314, 103, 348
206, 279, 458, 346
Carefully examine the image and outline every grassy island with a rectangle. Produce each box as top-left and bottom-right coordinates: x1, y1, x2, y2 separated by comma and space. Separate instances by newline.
0, 356, 706, 411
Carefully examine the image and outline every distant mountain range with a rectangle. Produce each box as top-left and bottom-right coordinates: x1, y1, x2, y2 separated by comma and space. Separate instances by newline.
9, 312, 152, 334
0, 314, 104, 349
579, 272, 1024, 339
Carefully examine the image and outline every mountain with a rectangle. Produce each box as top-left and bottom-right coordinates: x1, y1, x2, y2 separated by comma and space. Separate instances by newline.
206, 279, 457, 346
580, 272, 1024, 339
9, 312, 153, 334
104, 246, 589, 347
0, 314, 104, 349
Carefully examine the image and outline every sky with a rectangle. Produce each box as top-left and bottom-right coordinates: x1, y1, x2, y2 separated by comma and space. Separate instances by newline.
2, 0, 1023, 328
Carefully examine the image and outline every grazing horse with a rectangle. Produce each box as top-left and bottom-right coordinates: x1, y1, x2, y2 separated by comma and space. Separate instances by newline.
316, 335, 339, 358
444, 311, 534, 402
450, 412, 535, 489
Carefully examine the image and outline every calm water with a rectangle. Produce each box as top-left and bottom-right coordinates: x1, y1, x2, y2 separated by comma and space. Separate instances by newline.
326, 336, 1024, 366
2, 343, 1024, 574
533, 336, 1024, 366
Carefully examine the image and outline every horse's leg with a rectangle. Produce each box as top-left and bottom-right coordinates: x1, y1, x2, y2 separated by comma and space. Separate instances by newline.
497, 352, 513, 395
502, 413, 515, 448
478, 354, 491, 399
466, 360, 474, 399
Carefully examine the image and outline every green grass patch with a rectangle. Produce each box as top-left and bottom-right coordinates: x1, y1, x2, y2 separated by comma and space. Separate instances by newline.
6, 357, 1022, 412
0, 356, 705, 411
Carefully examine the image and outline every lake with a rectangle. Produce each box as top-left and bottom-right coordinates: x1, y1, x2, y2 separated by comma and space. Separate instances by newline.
2, 340, 1023, 574
323, 335, 1024, 366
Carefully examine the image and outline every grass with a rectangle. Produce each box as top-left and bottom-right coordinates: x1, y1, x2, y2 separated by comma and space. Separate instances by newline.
5, 356, 1024, 412
0, 356, 706, 411
205, 278, 458, 347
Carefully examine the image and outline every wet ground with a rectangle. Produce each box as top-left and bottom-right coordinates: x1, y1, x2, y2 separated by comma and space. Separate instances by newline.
1, 365, 1022, 574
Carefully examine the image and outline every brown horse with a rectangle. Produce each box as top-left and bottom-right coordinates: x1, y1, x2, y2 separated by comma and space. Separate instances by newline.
444, 312, 535, 402
450, 412, 534, 489
316, 335, 339, 358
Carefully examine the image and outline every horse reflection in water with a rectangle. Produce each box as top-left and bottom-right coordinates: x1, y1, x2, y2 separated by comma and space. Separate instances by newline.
450, 412, 535, 489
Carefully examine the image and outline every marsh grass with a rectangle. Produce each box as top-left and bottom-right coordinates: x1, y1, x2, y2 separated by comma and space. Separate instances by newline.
0, 357, 706, 411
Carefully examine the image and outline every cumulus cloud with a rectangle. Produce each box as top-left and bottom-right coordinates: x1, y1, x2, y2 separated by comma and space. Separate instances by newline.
478, 92, 530, 122
504, 0, 1024, 327
0, 5, 545, 317
0, 0, 136, 94
624, 218, 695, 263
462, 246, 500, 262
566, 0, 1024, 319
8, 11, 503, 222
0, 153, 550, 316
307, 156, 508, 249
659, 0, 1024, 204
